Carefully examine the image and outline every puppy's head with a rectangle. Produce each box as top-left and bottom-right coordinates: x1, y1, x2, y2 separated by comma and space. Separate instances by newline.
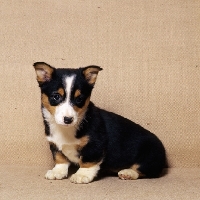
33, 62, 102, 127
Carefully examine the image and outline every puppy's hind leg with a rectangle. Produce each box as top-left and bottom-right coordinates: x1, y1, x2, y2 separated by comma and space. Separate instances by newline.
118, 164, 143, 180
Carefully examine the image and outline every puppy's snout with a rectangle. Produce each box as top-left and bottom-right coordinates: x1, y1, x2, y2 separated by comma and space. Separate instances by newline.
64, 116, 74, 124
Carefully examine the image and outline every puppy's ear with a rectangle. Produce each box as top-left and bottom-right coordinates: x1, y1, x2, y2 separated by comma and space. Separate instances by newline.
82, 65, 103, 86
33, 62, 55, 85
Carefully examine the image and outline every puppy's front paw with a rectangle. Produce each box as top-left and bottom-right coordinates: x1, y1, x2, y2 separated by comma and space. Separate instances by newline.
45, 164, 69, 180
70, 173, 91, 184
70, 166, 100, 184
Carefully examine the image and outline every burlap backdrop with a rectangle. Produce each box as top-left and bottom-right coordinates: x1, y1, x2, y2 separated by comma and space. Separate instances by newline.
0, 0, 200, 168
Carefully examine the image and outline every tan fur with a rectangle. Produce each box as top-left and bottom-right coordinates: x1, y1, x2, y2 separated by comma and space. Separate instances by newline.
79, 161, 98, 168
77, 136, 89, 151
131, 164, 145, 178
73, 97, 90, 114
58, 88, 65, 96
41, 93, 55, 115
62, 136, 90, 164
48, 142, 68, 164
74, 89, 81, 98
113, 164, 145, 179
55, 152, 68, 164
79, 158, 102, 168
62, 144, 80, 164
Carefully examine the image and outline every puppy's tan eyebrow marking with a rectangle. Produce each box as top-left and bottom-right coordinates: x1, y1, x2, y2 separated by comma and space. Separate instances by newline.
58, 88, 65, 96
74, 89, 81, 98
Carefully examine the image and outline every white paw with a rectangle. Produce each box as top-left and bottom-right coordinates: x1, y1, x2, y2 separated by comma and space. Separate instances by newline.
45, 164, 69, 180
118, 169, 139, 180
70, 165, 100, 184
70, 173, 91, 184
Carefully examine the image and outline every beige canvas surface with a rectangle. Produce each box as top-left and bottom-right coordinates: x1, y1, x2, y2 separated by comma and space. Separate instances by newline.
0, 165, 200, 200
0, 0, 200, 199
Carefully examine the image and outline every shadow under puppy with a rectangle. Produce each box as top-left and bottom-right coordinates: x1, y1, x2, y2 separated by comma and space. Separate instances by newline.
33, 62, 166, 184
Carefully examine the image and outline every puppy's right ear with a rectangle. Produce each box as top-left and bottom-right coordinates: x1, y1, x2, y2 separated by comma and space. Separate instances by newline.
33, 62, 55, 85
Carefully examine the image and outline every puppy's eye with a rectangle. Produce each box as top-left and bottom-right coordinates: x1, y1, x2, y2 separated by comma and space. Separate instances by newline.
52, 94, 61, 101
49, 93, 62, 106
76, 96, 84, 104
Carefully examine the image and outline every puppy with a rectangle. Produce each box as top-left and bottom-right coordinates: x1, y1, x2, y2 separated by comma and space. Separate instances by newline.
33, 62, 166, 184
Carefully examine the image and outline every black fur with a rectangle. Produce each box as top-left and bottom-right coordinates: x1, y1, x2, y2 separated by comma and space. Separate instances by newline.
43, 118, 50, 136
49, 142, 59, 160
77, 102, 166, 178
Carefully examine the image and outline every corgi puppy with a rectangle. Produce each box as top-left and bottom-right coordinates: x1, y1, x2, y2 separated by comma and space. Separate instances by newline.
33, 62, 166, 184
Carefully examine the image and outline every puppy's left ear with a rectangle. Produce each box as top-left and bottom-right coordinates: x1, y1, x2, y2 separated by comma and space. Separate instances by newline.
82, 65, 103, 86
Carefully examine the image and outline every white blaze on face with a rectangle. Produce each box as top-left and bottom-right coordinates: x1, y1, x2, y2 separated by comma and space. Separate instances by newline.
54, 75, 77, 126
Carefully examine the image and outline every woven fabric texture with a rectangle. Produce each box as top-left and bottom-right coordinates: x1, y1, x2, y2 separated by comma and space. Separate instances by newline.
0, 0, 200, 170
1, 165, 200, 200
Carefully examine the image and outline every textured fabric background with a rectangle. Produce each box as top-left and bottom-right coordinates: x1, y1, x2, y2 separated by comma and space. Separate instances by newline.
1, 165, 200, 200
0, 0, 200, 169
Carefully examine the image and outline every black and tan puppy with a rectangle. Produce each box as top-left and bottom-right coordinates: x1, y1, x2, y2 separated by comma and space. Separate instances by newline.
33, 62, 166, 184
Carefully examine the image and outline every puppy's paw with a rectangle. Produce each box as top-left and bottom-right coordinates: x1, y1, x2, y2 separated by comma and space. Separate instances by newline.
45, 164, 69, 180
118, 169, 139, 180
70, 173, 91, 184
70, 166, 100, 184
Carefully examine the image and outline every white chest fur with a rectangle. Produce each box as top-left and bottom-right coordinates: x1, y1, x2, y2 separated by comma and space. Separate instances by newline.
42, 107, 80, 163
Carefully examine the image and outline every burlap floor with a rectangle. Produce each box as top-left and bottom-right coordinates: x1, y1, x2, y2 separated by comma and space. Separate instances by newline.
1, 0, 200, 199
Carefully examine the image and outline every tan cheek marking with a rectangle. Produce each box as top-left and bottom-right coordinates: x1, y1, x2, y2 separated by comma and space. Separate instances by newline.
73, 97, 90, 114
41, 93, 56, 115
58, 88, 65, 96
74, 90, 81, 98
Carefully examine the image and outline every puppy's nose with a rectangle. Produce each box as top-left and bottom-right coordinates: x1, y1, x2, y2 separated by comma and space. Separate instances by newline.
64, 117, 74, 124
